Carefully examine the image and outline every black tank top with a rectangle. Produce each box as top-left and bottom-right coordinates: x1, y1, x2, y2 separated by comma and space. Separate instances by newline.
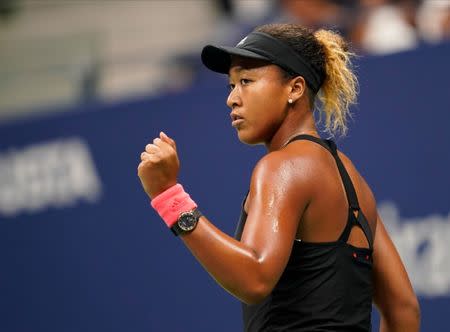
235, 135, 373, 332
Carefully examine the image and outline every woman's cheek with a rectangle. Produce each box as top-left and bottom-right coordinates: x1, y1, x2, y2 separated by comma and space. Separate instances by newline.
237, 117, 268, 145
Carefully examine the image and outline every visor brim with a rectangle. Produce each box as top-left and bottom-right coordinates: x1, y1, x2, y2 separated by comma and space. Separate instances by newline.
201, 45, 270, 74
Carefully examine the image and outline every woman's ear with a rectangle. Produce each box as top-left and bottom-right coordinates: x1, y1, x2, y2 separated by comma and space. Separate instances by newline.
289, 76, 306, 103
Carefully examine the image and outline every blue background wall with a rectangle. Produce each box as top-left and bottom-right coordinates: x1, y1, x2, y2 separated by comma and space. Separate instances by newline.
0, 42, 449, 331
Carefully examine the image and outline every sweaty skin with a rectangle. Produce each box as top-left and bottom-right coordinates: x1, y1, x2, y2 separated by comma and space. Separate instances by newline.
138, 57, 420, 331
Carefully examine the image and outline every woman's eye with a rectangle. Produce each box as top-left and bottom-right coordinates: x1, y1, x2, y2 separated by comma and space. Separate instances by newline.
228, 79, 250, 90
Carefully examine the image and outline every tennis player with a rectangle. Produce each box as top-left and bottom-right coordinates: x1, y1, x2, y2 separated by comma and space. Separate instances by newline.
138, 24, 420, 331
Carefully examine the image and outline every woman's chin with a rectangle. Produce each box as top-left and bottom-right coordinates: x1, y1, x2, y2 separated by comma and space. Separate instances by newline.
237, 130, 260, 145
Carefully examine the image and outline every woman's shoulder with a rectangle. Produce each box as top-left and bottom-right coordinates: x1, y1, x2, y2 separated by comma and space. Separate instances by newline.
250, 142, 330, 188
245, 145, 323, 217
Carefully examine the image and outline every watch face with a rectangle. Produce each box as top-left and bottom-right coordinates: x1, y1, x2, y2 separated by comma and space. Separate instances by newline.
178, 211, 197, 231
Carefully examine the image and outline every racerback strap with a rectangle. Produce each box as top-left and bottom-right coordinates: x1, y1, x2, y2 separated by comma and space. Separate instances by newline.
286, 134, 373, 249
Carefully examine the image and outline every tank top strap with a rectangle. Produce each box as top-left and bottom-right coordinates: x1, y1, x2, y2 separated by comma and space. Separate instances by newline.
287, 134, 332, 153
322, 139, 360, 211
286, 134, 373, 249
234, 190, 249, 241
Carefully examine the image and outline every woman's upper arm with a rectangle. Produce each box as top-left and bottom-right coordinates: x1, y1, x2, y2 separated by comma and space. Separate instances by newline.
372, 213, 420, 320
240, 152, 312, 291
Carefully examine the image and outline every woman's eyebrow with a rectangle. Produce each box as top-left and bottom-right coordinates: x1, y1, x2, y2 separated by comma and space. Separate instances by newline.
228, 67, 243, 80
230, 67, 254, 77
229, 66, 244, 74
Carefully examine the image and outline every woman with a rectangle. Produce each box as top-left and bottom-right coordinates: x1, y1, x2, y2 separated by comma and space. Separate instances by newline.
138, 24, 420, 331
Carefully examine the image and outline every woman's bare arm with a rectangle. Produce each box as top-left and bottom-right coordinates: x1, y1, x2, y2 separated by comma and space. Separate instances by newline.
180, 151, 313, 304
372, 214, 420, 332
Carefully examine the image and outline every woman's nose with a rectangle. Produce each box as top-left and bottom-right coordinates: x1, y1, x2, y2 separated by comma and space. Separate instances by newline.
227, 88, 241, 109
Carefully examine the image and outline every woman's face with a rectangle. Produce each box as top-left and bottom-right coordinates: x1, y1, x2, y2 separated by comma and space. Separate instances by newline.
227, 57, 291, 145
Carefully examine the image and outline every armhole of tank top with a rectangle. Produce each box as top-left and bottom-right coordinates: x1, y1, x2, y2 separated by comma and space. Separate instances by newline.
325, 140, 374, 250
286, 135, 374, 250
242, 190, 249, 214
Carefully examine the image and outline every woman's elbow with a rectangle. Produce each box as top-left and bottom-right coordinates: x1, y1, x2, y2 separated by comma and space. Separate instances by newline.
408, 295, 421, 324
240, 282, 272, 305
381, 294, 421, 329
399, 294, 420, 324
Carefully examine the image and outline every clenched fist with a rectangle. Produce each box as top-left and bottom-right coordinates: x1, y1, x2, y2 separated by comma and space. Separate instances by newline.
137, 131, 180, 199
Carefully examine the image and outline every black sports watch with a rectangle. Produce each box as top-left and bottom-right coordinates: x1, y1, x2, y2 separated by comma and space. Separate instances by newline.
170, 208, 202, 236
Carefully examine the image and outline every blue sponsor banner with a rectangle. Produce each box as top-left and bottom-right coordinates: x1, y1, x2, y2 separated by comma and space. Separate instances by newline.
0, 42, 449, 331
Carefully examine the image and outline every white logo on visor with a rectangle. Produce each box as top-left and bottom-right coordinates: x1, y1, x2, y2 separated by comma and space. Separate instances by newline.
236, 36, 248, 47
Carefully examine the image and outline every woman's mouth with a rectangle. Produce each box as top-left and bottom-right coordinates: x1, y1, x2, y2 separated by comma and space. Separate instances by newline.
232, 119, 244, 127
230, 113, 244, 127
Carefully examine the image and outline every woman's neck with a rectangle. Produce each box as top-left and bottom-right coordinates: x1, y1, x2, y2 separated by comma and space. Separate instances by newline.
266, 108, 318, 152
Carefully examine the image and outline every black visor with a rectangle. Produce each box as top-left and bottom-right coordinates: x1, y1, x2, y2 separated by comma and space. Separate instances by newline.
201, 32, 325, 93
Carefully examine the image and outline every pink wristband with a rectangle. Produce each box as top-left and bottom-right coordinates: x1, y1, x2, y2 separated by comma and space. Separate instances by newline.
150, 184, 197, 228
